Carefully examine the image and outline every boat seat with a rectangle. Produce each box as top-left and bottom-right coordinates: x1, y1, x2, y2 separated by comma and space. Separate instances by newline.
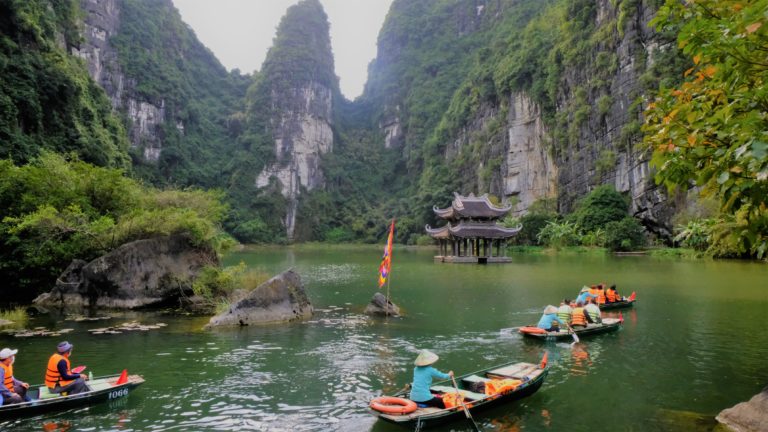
462, 375, 491, 385
38, 386, 60, 399
487, 363, 533, 379
429, 385, 486, 401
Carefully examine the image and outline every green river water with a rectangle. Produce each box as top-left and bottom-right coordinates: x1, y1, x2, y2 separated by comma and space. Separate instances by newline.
1, 246, 767, 431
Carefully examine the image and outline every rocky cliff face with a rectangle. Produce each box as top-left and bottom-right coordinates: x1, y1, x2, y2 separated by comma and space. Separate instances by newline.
73, 0, 165, 162
551, 0, 674, 233
250, 0, 338, 240
363, 0, 681, 236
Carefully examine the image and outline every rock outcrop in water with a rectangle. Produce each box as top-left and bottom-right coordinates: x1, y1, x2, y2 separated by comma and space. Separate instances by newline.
364, 292, 401, 317
716, 385, 768, 432
206, 269, 313, 327
33, 235, 214, 310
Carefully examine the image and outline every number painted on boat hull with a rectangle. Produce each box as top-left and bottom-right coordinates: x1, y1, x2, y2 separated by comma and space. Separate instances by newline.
108, 388, 129, 399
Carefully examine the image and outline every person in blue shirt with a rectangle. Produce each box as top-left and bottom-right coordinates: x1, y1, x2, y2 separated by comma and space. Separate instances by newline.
537, 305, 566, 332
409, 350, 453, 408
575, 286, 598, 305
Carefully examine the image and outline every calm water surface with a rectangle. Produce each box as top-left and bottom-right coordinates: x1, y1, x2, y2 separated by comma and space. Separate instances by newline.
2, 246, 767, 431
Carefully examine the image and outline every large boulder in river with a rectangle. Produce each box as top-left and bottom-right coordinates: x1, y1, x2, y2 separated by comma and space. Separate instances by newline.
364, 292, 400, 317
34, 235, 215, 310
716, 385, 768, 432
206, 269, 313, 327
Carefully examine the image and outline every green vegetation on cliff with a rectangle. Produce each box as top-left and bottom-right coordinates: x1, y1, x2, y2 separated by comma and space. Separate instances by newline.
110, 0, 249, 187
0, 0, 129, 167
0, 152, 232, 301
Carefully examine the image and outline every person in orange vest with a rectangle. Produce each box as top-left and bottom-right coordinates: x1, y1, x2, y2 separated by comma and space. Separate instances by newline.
45, 341, 89, 395
0, 348, 30, 405
570, 302, 589, 329
596, 284, 607, 305
606, 285, 622, 303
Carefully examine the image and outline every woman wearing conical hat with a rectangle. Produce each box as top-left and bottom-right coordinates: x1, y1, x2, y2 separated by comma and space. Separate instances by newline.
536, 305, 566, 332
409, 350, 453, 409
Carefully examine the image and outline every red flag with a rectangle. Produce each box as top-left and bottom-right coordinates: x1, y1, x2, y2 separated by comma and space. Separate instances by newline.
378, 220, 395, 288
628, 291, 636, 302
115, 369, 128, 385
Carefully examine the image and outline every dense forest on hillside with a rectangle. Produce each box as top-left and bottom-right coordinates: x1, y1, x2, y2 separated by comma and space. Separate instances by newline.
0, 0, 765, 265
0, 0, 129, 167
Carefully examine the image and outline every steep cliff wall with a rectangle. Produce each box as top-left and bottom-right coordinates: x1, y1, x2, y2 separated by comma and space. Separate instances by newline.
73, 0, 165, 162
357, 0, 684, 238
551, 0, 675, 234
74, 0, 248, 188
248, 0, 338, 240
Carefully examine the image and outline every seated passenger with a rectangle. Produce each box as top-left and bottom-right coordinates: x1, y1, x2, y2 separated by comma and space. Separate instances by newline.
584, 299, 602, 324
571, 302, 588, 328
409, 350, 453, 409
537, 305, 565, 332
45, 341, 89, 396
557, 299, 573, 325
0, 348, 30, 405
596, 284, 606, 305
606, 285, 622, 303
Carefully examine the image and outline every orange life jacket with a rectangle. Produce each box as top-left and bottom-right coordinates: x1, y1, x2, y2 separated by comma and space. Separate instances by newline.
45, 353, 74, 389
597, 289, 606, 304
571, 307, 587, 326
589, 287, 599, 299
442, 392, 466, 409
484, 378, 522, 396
606, 289, 618, 302
0, 362, 13, 391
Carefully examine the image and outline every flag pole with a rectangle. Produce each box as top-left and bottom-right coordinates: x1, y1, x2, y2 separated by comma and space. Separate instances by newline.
385, 267, 391, 318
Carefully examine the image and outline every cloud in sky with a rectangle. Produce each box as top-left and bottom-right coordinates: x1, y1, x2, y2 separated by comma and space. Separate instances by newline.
172, 0, 394, 99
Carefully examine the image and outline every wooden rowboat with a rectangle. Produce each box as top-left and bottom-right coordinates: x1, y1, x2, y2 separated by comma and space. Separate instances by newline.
519, 317, 622, 341
599, 298, 636, 310
0, 373, 144, 419
370, 358, 548, 429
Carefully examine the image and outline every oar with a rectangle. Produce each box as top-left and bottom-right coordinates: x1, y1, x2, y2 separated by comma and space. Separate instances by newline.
566, 324, 580, 343
450, 374, 481, 432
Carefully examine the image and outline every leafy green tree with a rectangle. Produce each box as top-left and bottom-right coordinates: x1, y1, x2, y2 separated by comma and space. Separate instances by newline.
570, 185, 629, 233
604, 217, 646, 252
643, 0, 768, 257
537, 220, 582, 249
0, 153, 232, 301
674, 219, 714, 251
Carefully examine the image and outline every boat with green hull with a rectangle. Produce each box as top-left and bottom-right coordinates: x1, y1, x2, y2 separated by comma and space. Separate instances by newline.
599, 298, 636, 310
370, 358, 548, 429
0, 373, 144, 419
519, 317, 623, 341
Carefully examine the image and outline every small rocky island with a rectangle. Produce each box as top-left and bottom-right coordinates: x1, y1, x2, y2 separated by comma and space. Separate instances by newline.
206, 269, 313, 327
33, 235, 214, 311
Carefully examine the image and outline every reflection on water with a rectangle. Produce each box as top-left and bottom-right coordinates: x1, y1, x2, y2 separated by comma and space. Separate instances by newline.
1, 248, 766, 431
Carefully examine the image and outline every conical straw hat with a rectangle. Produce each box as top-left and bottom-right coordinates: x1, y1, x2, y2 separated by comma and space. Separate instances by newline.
414, 350, 439, 366
543, 305, 558, 314
580, 286, 591, 293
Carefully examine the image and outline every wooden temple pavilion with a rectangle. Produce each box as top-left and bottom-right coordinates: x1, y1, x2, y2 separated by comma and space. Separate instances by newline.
425, 192, 522, 263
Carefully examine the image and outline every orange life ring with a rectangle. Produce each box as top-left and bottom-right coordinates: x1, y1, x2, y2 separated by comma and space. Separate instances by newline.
519, 326, 547, 335
370, 396, 418, 414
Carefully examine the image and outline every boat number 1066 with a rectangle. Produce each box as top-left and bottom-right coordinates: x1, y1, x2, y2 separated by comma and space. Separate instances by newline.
108, 388, 129, 399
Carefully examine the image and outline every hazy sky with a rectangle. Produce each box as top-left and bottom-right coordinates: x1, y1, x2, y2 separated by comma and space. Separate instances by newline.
172, 0, 394, 99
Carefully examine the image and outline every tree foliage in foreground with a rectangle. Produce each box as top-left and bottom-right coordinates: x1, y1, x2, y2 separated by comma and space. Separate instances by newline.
0, 152, 233, 300
643, 0, 768, 258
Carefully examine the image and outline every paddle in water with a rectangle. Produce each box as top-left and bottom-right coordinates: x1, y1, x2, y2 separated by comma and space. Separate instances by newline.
566, 324, 580, 344
450, 374, 481, 432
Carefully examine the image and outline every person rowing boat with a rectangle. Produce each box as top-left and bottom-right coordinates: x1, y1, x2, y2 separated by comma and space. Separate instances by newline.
409, 350, 454, 409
